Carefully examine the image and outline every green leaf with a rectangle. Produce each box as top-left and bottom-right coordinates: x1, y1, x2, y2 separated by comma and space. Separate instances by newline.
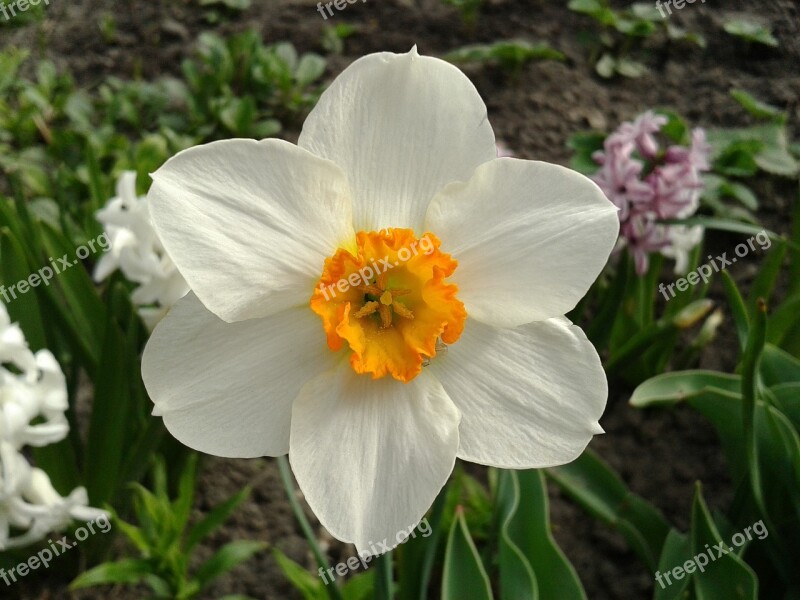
70, 559, 154, 590
653, 529, 692, 600
721, 270, 750, 352
630, 370, 742, 409
341, 571, 376, 600
723, 20, 779, 47
441, 508, 493, 600
185, 485, 251, 551
445, 40, 564, 71
195, 540, 267, 589
272, 548, 328, 600
84, 297, 137, 505
690, 486, 758, 599
759, 343, 800, 387
746, 240, 786, 318
173, 453, 198, 530
730, 89, 785, 121
567, 131, 605, 175
0, 228, 47, 350
497, 470, 586, 600
595, 53, 616, 78
37, 222, 107, 369
295, 54, 326, 86
546, 450, 670, 570
495, 471, 537, 600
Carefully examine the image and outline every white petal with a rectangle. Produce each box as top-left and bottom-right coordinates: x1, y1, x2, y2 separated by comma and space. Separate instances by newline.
425, 159, 620, 327
290, 362, 460, 554
142, 293, 342, 458
428, 317, 606, 468
298, 48, 496, 233
148, 139, 355, 322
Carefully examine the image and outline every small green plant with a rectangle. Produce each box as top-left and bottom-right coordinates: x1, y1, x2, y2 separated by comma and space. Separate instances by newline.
441, 0, 483, 26
181, 32, 327, 138
70, 455, 265, 599
198, 0, 251, 24
445, 40, 565, 75
568, 0, 705, 78
702, 90, 798, 222
723, 19, 779, 48
321, 23, 358, 56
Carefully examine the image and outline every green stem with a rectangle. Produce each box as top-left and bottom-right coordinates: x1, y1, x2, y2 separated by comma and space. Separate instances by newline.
374, 550, 394, 600
277, 456, 344, 600
741, 299, 766, 496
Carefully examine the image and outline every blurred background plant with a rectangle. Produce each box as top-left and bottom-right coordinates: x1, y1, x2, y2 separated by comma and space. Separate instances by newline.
568, 0, 706, 78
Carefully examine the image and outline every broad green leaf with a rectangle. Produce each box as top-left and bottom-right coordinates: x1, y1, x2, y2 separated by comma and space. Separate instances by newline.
630, 371, 742, 408
498, 470, 586, 600
441, 508, 493, 600
495, 471, 537, 600
760, 343, 800, 387
653, 529, 692, 600
546, 450, 669, 570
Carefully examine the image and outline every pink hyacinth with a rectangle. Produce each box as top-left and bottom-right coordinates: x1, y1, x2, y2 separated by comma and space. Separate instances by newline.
591, 111, 710, 275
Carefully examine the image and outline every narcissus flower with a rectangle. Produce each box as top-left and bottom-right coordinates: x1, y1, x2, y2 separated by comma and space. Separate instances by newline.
142, 48, 619, 554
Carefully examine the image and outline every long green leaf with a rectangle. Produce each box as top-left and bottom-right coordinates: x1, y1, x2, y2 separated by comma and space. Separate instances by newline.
690, 486, 758, 599
441, 508, 493, 600
70, 558, 154, 589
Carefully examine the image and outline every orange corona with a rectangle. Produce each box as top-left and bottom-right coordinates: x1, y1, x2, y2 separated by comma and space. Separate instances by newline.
311, 229, 466, 382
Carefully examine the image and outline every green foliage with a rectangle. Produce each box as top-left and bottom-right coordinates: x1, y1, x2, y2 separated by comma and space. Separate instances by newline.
723, 20, 779, 48
445, 40, 565, 74
71, 456, 263, 599
568, 0, 705, 78
629, 249, 800, 595
181, 33, 326, 138
441, 0, 483, 26
321, 23, 359, 55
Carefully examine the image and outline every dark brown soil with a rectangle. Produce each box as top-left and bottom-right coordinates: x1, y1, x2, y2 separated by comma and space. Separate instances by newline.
3, 0, 799, 598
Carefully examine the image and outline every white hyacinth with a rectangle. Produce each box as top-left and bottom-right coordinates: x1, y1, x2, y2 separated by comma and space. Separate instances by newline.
94, 171, 189, 328
0, 303, 105, 550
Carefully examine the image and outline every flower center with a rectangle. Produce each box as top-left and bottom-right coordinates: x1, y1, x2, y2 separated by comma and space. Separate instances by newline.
310, 228, 466, 383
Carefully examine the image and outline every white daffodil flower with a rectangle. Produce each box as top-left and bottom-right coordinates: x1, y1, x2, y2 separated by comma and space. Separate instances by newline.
142, 48, 619, 555
95, 171, 189, 328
